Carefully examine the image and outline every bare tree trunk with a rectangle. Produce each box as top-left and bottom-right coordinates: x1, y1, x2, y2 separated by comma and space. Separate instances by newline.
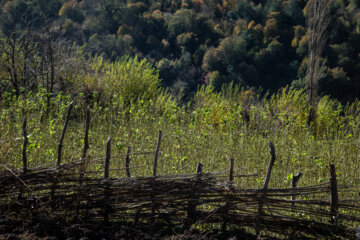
9, 33, 20, 96
306, 0, 330, 125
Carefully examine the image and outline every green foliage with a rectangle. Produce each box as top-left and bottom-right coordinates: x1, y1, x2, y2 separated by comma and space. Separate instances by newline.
268, 87, 309, 129
316, 96, 343, 136
234, 0, 257, 21
166, 9, 196, 37
1, 2, 360, 216
209, 71, 222, 91
202, 47, 221, 72
217, 36, 247, 65
284, 0, 305, 24
72, 56, 161, 106
2, 85, 360, 190
176, 32, 197, 51
264, 17, 278, 40
1, 0, 360, 105
59, 1, 85, 23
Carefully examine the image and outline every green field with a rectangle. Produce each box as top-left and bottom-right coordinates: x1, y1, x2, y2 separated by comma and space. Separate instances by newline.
1, 80, 359, 190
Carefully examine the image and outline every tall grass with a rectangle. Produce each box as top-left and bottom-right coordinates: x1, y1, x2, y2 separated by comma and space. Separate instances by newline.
1, 85, 359, 191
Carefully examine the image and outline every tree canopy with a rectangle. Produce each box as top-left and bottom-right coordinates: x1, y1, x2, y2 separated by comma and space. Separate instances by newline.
1, 0, 360, 103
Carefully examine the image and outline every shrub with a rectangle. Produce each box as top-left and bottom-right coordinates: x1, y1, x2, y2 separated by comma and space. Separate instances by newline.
209, 71, 223, 91
72, 56, 161, 106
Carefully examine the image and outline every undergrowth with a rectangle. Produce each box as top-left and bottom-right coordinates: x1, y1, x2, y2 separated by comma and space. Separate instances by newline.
1, 84, 359, 190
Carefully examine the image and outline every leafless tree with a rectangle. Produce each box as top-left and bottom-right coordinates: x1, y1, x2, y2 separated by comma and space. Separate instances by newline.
0, 26, 38, 96
306, 0, 330, 125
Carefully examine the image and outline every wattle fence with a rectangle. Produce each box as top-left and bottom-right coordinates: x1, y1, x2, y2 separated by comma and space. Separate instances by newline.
1, 105, 360, 239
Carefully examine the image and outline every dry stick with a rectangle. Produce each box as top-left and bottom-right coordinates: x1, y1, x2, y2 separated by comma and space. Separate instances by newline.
57, 101, 73, 166
126, 146, 131, 178
330, 164, 338, 225
79, 109, 90, 185
22, 116, 28, 174
105, 137, 111, 179
291, 171, 303, 210
256, 142, 276, 239
18, 116, 28, 200
151, 130, 162, 220
51, 102, 74, 199
104, 137, 111, 224
222, 158, 234, 232
229, 158, 234, 187
185, 162, 203, 229
4, 165, 44, 204
153, 130, 162, 177
196, 162, 203, 179
77, 109, 90, 218
289, 171, 303, 239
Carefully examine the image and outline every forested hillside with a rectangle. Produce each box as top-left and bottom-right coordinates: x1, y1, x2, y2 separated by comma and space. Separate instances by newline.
2, 4, 360, 238
1, 0, 360, 102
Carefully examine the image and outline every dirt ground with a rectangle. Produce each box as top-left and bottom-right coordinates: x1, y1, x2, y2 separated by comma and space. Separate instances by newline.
0, 216, 257, 240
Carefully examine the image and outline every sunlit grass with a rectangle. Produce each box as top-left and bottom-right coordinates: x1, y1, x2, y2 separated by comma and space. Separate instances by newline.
1, 86, 359, 191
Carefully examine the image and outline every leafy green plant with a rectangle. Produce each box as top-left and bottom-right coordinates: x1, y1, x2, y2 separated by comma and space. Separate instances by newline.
72, 56, 161, 106
1, 82, 360, 190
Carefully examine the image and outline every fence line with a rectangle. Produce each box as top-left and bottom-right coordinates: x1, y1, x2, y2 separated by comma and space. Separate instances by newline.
1, 108, 359, 239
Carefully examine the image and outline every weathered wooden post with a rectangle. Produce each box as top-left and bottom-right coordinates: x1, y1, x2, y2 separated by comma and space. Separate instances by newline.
222, 158, 234, 232
151, 130, 162, 219
291, 171, 303, 208
22, 116, 28, 174
262, 142, 276, 190
76, 109, 90, 217
229, 158, 234, 188
288, 171, 303, 238
153, 130, 162, 177
125, 146, 131, 178
82, 109, 90, 163
256, 142, 276, 239
79, 109, 90, 185
18, 116, 28, 200
57, 101, 73, 166
51, 102, 73, 199
104, 137, 111, 179
185, 162, 203, 228
196, 163, 203, 176
104, 137, 111, 224
330, 164, 338, 225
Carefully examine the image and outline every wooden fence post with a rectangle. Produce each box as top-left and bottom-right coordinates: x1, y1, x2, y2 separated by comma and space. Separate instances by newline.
229, 158, 234, 188
291, 171, 303, 210
57, 101, 73, 166
126, 146, 131, 178
256, 142, 276, 239
151, 130, 162, 219
185, 162, 203, 228
22, 116, 28, 174
18, 116, 28, 200
153, 130, 162, 177
104, 137, 111, 224
79, 109, 90, 185
222, 158, 234, 232
262, 142, 276, 190
76, 109, 90, 217
330, 164, 338, 225
288, 171, 303, 238
51, 102, 73, 199
196, 162, 203, 176
105, 137, 111, 179
82, 109, 90, 163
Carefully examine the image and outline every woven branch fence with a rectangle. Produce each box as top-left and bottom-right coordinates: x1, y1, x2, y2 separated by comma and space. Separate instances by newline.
1, 107, 360, 239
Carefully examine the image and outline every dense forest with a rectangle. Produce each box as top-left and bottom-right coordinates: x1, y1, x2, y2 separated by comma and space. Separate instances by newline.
1, 0, 360, 103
